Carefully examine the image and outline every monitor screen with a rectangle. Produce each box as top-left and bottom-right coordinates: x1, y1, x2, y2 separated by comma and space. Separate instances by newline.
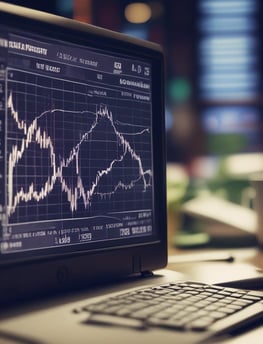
0, 6, 165, 263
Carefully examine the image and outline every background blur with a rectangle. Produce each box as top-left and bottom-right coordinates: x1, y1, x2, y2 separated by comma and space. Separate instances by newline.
3, 0, 263, 247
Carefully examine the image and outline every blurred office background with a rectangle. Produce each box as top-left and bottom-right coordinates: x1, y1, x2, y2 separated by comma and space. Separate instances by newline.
3, 0, 263, 246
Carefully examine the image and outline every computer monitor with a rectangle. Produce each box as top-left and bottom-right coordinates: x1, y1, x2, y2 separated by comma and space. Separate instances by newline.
0, 2, 166, 304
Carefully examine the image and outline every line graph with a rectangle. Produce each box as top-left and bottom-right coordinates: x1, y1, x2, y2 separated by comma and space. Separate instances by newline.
6, 70, 153, 224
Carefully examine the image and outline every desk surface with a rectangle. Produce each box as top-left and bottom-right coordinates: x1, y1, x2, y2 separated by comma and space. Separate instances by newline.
167, 247, 263, 286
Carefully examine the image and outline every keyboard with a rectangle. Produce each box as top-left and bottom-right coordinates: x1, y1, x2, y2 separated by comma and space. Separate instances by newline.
73, 281, 263, 332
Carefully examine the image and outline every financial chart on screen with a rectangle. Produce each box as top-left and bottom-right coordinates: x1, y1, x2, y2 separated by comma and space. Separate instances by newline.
0, 26, 154, 254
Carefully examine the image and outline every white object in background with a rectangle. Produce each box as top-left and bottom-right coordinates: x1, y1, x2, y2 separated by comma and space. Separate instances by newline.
224, 153, 263, 177
181, 195, 257, 234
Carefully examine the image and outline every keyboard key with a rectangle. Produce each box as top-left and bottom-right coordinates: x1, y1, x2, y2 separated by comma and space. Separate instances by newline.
188, 317, 215, 331
148, 317, 188, 330
241, 295, 261, 301
209, 311, 227, 320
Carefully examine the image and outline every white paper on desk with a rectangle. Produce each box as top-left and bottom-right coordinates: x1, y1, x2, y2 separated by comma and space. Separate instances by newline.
181, 195, 257, 234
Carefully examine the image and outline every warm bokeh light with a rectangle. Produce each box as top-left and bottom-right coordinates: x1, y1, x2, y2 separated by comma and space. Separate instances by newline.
74, 0, 92, 23
124, 2, 152, 24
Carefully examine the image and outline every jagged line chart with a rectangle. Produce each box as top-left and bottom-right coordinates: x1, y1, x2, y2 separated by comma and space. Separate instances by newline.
6, 71, 153, 223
